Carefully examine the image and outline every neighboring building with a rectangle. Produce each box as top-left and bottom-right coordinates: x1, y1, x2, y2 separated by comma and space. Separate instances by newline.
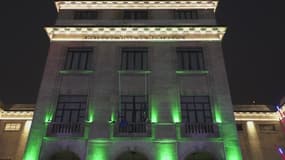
234, 104, 285, 160
0, 104, 34, 160
23, 0, 242, 160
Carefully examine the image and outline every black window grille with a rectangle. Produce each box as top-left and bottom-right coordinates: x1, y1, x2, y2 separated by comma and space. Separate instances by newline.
177, 47, 205, 70
74, 10, 98, 19
121, 47, 148, 70
181, 96, 212, 123
119, 96, 148, 123
64, 47, 92, 70
174, 10, 198, 19
54, 95, 87, 123
123, 10, 148, 20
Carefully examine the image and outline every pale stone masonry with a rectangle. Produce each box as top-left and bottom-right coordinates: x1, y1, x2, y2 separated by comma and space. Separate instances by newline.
23, 1, 243, 160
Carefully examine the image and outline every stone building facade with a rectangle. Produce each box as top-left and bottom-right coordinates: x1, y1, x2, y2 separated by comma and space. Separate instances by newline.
23, 0, 242, 160
0, 104, 34, 160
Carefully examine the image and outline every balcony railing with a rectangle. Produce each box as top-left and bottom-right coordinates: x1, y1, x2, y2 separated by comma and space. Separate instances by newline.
114, 122, 151, 137
181, 122, 219, 137
46, 122, 84, 137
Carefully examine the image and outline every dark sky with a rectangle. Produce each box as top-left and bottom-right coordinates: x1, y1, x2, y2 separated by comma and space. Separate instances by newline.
0, 0, 284, 105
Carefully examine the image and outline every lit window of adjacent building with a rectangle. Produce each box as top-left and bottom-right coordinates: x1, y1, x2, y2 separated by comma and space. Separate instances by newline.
119, 96, 148, 123
177, 47, 205, 70
259, 124, 276, 132
123, 10, 148, 20
121, 47, 148, 70
174, 10, 198, 19
64, 47, 92, 70
181, 96, 212, 123
4, 123, 21, 131
74, 10, 98, 20
53, 95, 87, 123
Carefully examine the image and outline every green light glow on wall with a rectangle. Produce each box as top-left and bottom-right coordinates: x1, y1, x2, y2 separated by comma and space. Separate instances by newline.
87, 143, 108, 160
222, 124, 242, 160
156, 143, 177, 160
44, 107, 53, 123
23, 129, 44, 160
87, 103, 95, 123
111, 111, 115, 122
214, 103, 222, 123
151, 99, 158, 123
171, 100, 181, 123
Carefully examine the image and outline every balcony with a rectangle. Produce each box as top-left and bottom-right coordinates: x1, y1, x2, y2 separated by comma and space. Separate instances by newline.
114, 122, 151, 137
181, 122, 219, 138
46, 122, 84, 137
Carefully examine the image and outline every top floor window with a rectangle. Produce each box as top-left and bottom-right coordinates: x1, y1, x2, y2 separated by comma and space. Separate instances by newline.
64, 47, 92, 70
174, 10, 198, 19
123, 10, 148, 20
121, 47, 148, 70
74, 10, 98, 20
177, 47, 205, 70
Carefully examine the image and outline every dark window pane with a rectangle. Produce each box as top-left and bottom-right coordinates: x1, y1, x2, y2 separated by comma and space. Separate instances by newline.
74, 10, 97, 20
64, 47, 92, 70
121, 48, 148, 70
177, 47, 205, 70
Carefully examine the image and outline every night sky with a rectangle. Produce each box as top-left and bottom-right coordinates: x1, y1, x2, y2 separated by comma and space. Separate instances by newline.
1, 0, 284, 105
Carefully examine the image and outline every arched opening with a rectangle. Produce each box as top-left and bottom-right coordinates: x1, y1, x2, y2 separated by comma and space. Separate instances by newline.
116, 151, 148, 160
185, 151, 215, 160
49, 150, 80, 160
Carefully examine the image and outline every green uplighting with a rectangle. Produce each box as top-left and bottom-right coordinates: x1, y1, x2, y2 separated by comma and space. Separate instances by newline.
214, 103, 222, 123
87, 104, 95, 123
111, 111, 115, 122
171, 100, 181, 123
44, 107, 53, 123
222, 124, 242, 160
59, 70, 95, 75
156, 143, 177, 160
176, 70, 208, 74
23, 129, 44, 160
87, 143, 108, 160
151, 100, 158, 123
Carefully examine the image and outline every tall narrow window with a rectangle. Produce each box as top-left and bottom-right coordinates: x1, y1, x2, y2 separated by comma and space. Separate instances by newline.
64, 47, 92, 70
121, 47, 148, 70
177, 47, 205, 70
174, 10, 198, 19
74, 10, 98, 20
54, 95, 87, 123
123, 10, 148, 20
120, 96, 148, 123
181, 96, 212, 123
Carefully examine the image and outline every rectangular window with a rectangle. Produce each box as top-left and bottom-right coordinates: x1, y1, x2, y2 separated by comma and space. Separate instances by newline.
4, 123, 21, 131
120, 96, 148, 123
121, 47, 148, 70
64, 47, 92, 70
174, 10, 198, 19
177, 47, 205, 70
54, 95, 87, 123
74, 10, 98, 19
181, 96, 212, 123
123, 10, 148, 20
259, 124, 276, 131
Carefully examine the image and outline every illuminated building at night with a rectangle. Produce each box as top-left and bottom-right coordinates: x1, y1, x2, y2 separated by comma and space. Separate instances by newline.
0, 104, 34, 160
23, 0, 243, 160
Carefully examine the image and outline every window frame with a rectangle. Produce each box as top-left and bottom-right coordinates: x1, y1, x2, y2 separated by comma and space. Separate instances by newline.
73, 10, 98, 20
176, 47, 206, 71
53, 95, 87, 123
120, 47, 148, 71
174, 10, 199, 20
180, 96, 213, 123
123, 10, 149, 20
64, 47, 93, 70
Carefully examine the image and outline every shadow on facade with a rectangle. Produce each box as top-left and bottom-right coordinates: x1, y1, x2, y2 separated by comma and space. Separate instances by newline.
185, 152, 215, 160
49, 150, 80, 160
116, 151, 148, 160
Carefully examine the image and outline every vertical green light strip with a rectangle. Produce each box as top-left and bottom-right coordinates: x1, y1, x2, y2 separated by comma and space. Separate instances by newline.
23, 125, 45, 160
171, 98, 181, 123
87, 103, 95, 123
44, 105, 54, 123
156, 143, 177, 160
151, 99, 158, 123
87, 143, 108, 160
214, 103, 222, 123
223, 123, 242, 160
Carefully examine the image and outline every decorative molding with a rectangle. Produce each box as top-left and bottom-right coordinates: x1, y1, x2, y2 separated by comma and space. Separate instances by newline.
45, 26, 226, 41
234, 112, 279, 121
55, 1, 218, 11
0, 110, 34, 120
